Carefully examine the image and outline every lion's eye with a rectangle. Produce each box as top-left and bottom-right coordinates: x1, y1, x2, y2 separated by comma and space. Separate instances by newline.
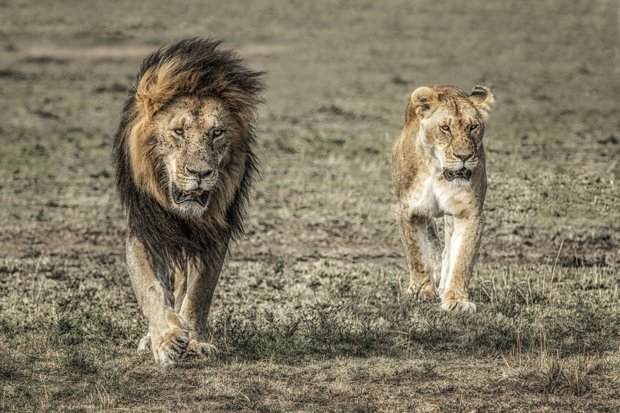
173, 128, 184, 136
440, 125, 450, 132
470, 124, 478, 131
211, 128, 225, 138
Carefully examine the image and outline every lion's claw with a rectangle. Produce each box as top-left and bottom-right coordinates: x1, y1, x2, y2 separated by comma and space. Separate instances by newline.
151, 327, 190, 366
138, 327, 216, 364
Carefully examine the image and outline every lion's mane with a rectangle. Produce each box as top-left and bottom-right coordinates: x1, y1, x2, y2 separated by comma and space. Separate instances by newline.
112, 38, 264, 269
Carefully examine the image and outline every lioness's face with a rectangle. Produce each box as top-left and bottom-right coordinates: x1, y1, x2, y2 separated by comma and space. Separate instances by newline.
410, 85, 493, 184
423, 101, 485, 182
153, 97, 236, 216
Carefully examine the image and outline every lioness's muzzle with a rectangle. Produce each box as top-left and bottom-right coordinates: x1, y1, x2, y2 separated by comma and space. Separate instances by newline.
443, 168, 473, 182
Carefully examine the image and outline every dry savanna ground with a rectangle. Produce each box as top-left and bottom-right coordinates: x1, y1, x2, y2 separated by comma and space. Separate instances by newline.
0, 0, 619, 412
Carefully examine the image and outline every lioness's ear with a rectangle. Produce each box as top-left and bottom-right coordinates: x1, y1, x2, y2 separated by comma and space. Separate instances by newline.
469, 85, 494, 118
407, 86, 438, 121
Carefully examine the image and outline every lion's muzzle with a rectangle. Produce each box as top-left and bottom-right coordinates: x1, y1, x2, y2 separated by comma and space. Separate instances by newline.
172, 184, 210, 206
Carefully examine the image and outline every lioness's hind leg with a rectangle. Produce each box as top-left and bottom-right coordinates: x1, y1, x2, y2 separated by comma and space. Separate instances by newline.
428, 218, 442, 288
439, 215, 454, 295
398, 210, 438, 301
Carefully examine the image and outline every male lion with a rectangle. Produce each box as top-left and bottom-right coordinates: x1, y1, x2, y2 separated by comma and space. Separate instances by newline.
392, 85, 494, 312
113, 38, 264, 365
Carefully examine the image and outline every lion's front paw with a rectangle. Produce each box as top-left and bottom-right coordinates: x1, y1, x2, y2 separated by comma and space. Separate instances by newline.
408, 282, 438, 301
183, 339, 217, 359
151, 327, 190, 366
440, 299, 476, 313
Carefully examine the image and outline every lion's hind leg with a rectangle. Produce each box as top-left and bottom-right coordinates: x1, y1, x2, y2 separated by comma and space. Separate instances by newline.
177, 242, 229, 359
184, 340, 217, 359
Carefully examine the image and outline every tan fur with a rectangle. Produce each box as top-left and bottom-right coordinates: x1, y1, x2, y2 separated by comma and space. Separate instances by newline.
392, 85, 494, 312
128, 57, 215, 208
126, 108, 167, 206
126, 235, 191, 364
114, 40, 263, 366
126, 96, 247, 365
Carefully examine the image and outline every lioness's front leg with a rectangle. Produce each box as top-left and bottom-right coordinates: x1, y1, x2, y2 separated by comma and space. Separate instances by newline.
179, 238, 229, 358
126, 236, 189, 365
398, 209, 439, 300
440, 213, 484, 312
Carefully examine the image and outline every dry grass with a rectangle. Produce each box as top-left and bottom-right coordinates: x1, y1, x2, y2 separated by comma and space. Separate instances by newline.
1, 0, 619, 411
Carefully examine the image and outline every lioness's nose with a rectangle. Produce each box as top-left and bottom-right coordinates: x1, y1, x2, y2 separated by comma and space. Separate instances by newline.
454, 152, 473, 162
186, 166, 214, 180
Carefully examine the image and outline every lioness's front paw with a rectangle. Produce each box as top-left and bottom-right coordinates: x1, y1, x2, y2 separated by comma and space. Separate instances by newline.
408, 282, 437, 301
183, 339, 217, 359
151, 327, 190, 366
440, 299, 476, 313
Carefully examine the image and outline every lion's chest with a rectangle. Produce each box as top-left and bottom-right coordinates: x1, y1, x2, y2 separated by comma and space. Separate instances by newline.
406, 176, 470, 218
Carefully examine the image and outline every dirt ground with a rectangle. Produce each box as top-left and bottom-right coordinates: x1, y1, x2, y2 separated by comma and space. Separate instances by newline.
0, 0, 619, 412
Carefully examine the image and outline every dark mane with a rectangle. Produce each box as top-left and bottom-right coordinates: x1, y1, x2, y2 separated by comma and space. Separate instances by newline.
112, 38, 264, 269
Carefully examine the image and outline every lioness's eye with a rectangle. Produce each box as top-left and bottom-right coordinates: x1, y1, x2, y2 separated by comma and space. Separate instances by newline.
440, 125, 450, 132
470, 124, 478, 131
173, 128, 184, 136
211, 128, 224, 138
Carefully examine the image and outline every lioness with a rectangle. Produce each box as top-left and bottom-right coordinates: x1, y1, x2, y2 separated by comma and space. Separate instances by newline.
392, 85, 494, 312
113, 39, 264, 365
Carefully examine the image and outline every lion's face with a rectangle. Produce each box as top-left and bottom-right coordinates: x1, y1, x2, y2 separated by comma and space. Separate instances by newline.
152, 96, 236, 216
411, 85, 493, 184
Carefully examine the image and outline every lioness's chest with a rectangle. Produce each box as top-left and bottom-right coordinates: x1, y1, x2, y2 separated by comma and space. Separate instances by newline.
406, 176, 472, 218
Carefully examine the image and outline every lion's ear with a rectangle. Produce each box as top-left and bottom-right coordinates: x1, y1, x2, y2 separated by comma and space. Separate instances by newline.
408, 87, 439, 121
469, 85, 494, 118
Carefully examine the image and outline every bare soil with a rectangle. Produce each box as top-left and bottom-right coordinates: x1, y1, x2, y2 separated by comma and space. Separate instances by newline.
0, 0, 618, 412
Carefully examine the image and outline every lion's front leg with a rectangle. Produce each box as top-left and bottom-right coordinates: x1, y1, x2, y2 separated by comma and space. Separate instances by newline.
178, 239, 229, 359
126, 236, 189, 366
398, 209, 439, 301
440, 214, 484, 312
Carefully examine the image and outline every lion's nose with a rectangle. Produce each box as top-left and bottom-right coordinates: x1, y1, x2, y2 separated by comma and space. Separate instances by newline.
454, 152, 473, 162
186, 166, 214, 180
